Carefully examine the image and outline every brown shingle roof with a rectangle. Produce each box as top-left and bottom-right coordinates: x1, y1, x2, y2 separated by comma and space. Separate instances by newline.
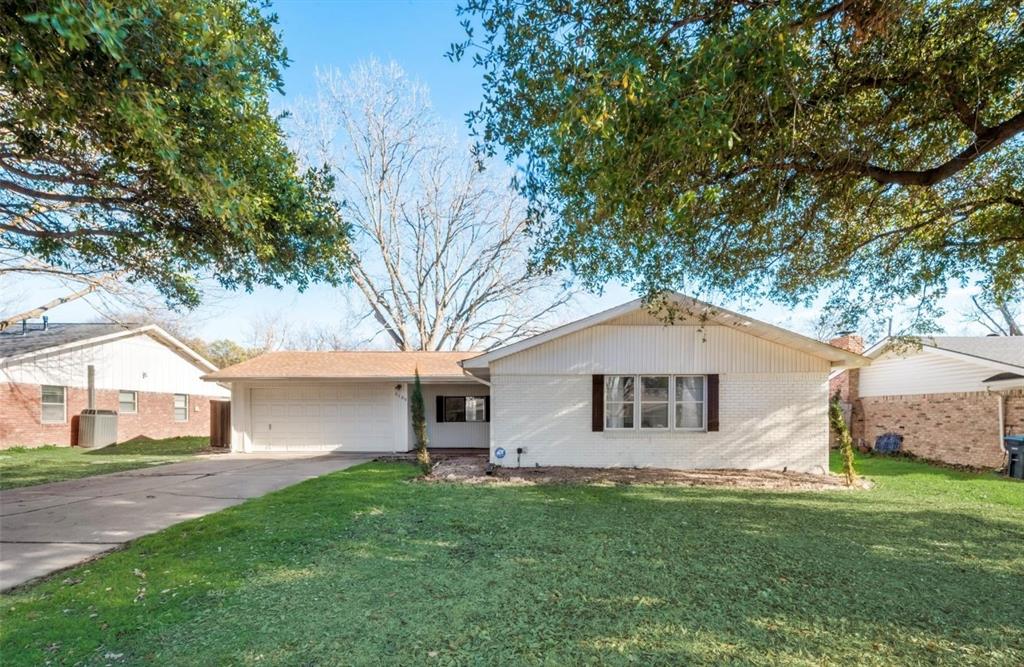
203, 351, 481, 381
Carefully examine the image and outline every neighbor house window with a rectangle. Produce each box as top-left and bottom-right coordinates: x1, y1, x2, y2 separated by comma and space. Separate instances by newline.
119, 390, 137, 414
604, 376, 635, 429
41, 385, 66, 423
440, 396, 489, 423
675, 376, 706, 430
640, 376, 670, 429
174, 394, 189, 422
605, 375, 707, 431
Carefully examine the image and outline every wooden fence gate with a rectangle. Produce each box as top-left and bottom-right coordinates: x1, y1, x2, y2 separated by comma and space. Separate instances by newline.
210, 400, 231, 448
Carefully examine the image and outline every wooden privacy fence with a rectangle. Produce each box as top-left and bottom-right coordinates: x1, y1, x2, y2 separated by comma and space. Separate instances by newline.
210, 400, 231, 448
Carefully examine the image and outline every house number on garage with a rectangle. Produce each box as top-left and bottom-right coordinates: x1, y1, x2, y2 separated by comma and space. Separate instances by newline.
495, 447, 506, 459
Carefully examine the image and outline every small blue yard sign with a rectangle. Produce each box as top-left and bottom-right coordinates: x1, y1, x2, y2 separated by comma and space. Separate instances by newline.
495, 447, 506, 459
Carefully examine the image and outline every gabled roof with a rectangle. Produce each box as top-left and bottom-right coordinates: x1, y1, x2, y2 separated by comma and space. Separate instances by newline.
864, 335, 1024, 374
0, 322, 219, 373
461, 292, 869, 369
917, 336, 1024, 369
203, 351, 481, 382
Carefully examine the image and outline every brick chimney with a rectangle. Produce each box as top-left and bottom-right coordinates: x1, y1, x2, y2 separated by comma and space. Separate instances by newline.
829, 331, 864, 355
828, 331, 864, 404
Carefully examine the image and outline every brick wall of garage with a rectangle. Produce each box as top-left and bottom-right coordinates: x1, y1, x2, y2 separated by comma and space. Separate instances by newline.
851, 389, 1024, 468
0, 381, 218, 448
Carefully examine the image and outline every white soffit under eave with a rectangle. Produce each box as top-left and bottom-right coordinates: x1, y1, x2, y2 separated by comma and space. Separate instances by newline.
461, 291, 869, 369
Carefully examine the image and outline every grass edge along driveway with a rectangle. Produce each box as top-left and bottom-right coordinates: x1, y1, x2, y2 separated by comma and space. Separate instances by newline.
0, 437, 211, 490
1, 453, 1021, 665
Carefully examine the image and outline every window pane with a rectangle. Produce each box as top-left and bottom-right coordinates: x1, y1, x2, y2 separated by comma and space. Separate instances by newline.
676, 402, 704, 429
641, 403, 669, 429
41, 385, 64, 404
605, 376, 634, 402
444, 396, 466, 422
605, 403, 634, 429
42, 404, 64, 422
641, 376, 669, 400
174, 394, 188, 421
676, 376, 704, 402
466, 397, 487, 422
119, 391, 136, 413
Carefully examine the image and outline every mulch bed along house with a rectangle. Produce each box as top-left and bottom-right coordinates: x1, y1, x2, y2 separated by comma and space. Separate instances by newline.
422, 457, 872, 491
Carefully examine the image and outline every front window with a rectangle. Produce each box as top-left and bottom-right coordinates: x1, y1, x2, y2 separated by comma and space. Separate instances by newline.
604, 376, 635, 429
442, 396, 489, 423
174, 394, 189, 422
675, 376, 706, 430
604, 375, 707, 431
119, 390, 137, 414
41, 385, 66, 423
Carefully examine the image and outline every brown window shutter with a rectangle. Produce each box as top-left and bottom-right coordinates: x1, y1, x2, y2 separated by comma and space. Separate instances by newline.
706, 374, 719, 432
436, 395, 445, 423
592, 374, 604, 432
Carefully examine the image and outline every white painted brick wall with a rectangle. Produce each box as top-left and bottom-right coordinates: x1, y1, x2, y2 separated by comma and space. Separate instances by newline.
490, 373, 829, 473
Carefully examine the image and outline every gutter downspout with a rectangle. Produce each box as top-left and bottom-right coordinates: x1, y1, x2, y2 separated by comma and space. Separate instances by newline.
989, 387, 1007, 469
462, 370, 491, 387
459, 363, 492, 456
458, 359, 491, 387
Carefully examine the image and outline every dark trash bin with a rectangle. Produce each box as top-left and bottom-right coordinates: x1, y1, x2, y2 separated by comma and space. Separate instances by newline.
1005, 436, 1024, 480
874, 432, 903, 454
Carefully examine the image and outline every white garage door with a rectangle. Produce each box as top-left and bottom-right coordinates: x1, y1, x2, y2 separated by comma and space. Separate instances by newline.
249, 384, 399, 452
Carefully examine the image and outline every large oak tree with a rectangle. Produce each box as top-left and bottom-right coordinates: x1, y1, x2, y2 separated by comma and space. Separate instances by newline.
0, 0, 351, 327
454, 0, 1024, 331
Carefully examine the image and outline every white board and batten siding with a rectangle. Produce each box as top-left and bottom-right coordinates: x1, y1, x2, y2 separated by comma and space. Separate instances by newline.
489, 324, 831, 473
859, 349, 1003, 397
2, 333, 228, 398
230, 381, 409, 453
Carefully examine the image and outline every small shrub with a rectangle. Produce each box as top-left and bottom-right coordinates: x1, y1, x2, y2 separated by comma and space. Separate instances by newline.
829, 391, 858, 486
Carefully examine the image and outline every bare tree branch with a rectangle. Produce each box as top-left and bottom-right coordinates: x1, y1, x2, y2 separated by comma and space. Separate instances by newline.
0, 270, 124, 331
965, 290, 1022, 336
290, 60, 576, 351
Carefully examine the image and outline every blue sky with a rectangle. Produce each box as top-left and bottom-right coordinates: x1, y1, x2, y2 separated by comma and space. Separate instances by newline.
4, 0, 986, 344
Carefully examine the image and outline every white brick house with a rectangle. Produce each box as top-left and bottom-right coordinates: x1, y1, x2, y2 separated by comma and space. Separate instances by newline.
462, 293, 867, 473
206, 293, 868, 473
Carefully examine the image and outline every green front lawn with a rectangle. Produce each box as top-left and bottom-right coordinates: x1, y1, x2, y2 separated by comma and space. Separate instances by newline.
2, 453, 1021, 665
0, 437, 211, 490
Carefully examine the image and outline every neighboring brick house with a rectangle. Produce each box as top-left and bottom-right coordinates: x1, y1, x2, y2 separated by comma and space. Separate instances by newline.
829, 335, 1024, 469
1, 321, 229, 448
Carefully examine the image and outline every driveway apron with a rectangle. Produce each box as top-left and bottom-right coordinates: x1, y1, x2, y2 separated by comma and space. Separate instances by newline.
0, 453, 370, 590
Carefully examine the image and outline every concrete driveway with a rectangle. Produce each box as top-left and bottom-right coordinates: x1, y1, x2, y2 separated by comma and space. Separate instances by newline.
0, 453, 371, 591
